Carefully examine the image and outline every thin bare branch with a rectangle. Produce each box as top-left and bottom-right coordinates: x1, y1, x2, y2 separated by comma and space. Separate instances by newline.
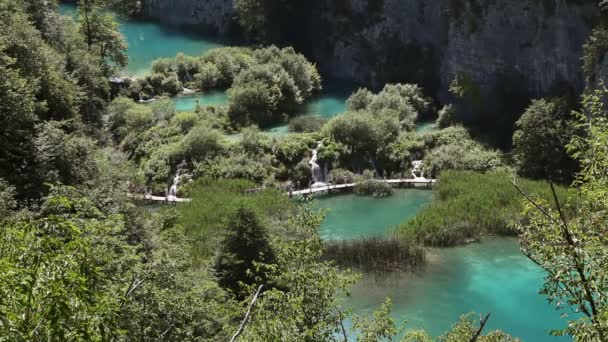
230, 285, 263, 342
469, 312, 491, 342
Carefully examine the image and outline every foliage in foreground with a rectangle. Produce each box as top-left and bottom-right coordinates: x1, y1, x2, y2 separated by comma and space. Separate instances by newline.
398, 170, 568, 246
517, 86, 608, 341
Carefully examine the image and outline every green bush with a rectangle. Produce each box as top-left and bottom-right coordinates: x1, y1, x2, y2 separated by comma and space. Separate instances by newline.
180, 126, 225, 162
172, 111, 199, 132
288, 116, 327, 133
353, 180, 394, 198
328, 168, 356, 184
397, 170, 569, 246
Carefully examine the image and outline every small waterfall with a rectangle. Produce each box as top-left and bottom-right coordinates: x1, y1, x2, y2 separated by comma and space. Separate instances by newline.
168, 159, 189, 198
411, 160, 425, 179
309, 142, 327, 187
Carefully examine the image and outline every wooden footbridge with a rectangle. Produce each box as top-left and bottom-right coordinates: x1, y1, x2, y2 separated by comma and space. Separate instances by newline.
287, 178, 436, 197
130, 194, 192, 204
132, 178, 436, 203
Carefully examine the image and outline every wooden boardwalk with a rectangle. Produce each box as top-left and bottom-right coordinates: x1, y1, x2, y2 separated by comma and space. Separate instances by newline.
130, 194, 192, 204
288, 178, 436, 197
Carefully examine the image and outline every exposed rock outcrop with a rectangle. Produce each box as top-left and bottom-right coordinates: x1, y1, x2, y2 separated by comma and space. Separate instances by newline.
139, 0, 598, 99
141, 0, 235, 35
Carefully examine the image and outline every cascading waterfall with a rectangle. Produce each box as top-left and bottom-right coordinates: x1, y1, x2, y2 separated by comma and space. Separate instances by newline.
411, 160, 424, 179
168, 159, 189, 198
309, 142, 327, 187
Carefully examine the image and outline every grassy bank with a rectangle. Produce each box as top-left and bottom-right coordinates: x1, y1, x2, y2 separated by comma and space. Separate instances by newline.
396, 170, 569, 246
180, 179, 292, 260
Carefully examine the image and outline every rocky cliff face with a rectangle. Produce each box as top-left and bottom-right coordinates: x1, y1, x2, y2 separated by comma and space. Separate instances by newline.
141, 0, 598, 99
141, 0, 235, 35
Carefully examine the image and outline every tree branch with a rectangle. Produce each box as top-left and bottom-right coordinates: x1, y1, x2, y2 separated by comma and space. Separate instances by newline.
469, 312, 491, 342
230, 285, 263, 342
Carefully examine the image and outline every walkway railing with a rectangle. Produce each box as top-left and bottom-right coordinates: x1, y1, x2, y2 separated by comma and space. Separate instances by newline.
288, 178, 436, 197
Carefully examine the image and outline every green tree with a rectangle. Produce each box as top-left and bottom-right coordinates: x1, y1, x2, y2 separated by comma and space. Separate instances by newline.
214, 207, 277, 298
512, 98, 577, 183
0, 189, 138, 341
516, 85, 608, 341
78, 0, 127, 76
240, 208, 357, 341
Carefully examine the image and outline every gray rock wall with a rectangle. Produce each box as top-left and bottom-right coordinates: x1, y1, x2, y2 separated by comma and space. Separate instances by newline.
142, 0, 235, 35
141, 0, 598, 98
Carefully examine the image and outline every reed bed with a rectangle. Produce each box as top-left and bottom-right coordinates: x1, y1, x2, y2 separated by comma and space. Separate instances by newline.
324, 237, 425, 273
397, 170, 569, 246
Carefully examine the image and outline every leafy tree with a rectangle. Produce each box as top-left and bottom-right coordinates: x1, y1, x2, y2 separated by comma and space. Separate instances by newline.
345, 83, 430, 131
181, 125, 225, 162
353, 298, 397, 341
34, 121, 99, 186
512, 98, 578, 183
516, 85, 608, 341
78, 0, 127, 76
0, 189, 138, 341
0, 39, 39, 197
324, 110, 400, 172
120, 209, 236, 341
214, 207, 277, 298
346, 88, 374, 111
240, 208, 357, 341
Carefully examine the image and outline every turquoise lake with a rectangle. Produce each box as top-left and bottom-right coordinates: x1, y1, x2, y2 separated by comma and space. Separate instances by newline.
313, 192, 570, 341
60, 5, 569, 339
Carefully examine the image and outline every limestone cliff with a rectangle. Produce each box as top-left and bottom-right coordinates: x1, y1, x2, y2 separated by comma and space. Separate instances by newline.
141, 0, 235, 35
140, 0, 599, 98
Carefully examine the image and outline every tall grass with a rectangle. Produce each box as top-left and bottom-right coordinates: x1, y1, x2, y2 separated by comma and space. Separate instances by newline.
397, 170, 570, 246
324, 237, 425, 273
180, 179, 293, 261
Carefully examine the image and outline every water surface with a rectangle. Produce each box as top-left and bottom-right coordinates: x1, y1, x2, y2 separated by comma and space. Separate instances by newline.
347, 238, 569, 341
172, 91, 229, 111
313, 193, 569, 341
59, 3, 224, 76
313, 189, 433, 241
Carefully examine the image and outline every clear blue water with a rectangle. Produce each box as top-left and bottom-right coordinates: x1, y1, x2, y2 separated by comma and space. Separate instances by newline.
59, 4, 224, 76
172, 91, 229, 112
313, 189, 434, 241
313, 193, 570, 341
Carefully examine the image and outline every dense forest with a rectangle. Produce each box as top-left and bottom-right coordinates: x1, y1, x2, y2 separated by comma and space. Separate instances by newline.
1, 0, 608, 341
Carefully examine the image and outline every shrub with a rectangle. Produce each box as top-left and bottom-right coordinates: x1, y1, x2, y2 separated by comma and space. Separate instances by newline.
125, 105, 154, 131
194, 62, 222, 90
196, 152, 277, 183
328, 168, 356, 184
436, 104, 457, 128
512, 98, 577, 183
353, 180, 393, 198
181, 126, 225, 162
288, 116, 327, 133
173, 111, 199, 132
